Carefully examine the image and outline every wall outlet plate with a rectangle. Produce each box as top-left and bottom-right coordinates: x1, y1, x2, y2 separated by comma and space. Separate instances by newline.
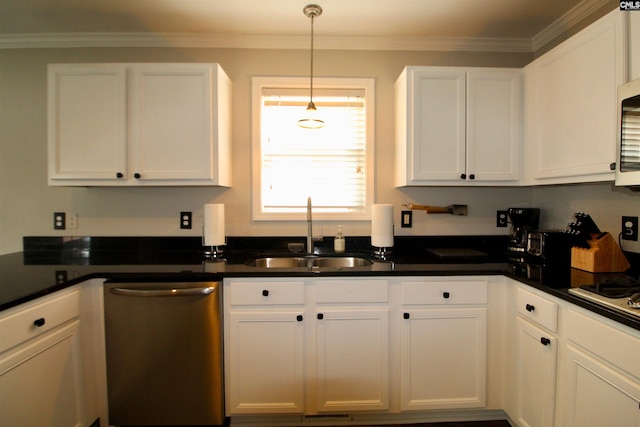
622, 216, 638, 241
53, 212, 65, 230
496, 210, 508, 228
401, 210, 412, 228
180, 211, 192, 229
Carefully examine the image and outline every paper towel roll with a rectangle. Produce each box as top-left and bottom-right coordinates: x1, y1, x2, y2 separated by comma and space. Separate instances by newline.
203, 204, 225, 247
371, 204, 394, 248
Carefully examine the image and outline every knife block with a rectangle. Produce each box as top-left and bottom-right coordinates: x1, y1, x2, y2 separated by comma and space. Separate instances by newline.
571, 232, 630, 273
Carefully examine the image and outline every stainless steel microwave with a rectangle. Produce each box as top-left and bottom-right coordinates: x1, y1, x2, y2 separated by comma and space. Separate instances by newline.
616, 78, 640, 188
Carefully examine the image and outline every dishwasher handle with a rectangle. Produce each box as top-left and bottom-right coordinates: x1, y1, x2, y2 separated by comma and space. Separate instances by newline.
109, 286, 216, 297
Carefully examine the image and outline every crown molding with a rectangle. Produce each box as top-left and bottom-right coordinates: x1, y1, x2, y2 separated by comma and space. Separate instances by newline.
0, 32, 533, 52
531, 0, 612, 51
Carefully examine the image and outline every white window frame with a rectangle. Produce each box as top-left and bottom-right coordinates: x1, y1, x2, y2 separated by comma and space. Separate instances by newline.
251, 76, 375, 221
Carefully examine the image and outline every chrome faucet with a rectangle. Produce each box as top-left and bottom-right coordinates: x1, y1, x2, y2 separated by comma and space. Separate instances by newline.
307, 196, 313, 254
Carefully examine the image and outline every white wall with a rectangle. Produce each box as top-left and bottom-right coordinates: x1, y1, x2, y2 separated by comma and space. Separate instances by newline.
0, 47, 537, 255
533, 183, 640, 253
2, 43, 639, 256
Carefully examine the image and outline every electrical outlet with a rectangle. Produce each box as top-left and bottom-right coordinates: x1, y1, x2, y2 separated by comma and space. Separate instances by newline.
622, 216, 638, 241
180, 211, 192, 229
496, 210, 508, 227
401, 210, 412, 228
53, 212, 65, 230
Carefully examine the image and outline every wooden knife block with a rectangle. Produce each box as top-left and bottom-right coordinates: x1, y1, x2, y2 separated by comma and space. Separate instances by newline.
571, 232, 630, 273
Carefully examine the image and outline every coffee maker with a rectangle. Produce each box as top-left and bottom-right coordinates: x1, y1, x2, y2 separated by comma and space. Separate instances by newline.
506, 207, 540, 258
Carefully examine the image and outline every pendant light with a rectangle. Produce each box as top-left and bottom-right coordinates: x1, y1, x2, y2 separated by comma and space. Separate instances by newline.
298, 4, 325, 129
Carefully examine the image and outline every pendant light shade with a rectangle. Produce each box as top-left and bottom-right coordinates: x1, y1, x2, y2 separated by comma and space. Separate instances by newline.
298, 4, 325, 129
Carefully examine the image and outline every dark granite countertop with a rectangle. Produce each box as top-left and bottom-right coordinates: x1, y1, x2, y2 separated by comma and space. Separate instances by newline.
3, 235, 640, 332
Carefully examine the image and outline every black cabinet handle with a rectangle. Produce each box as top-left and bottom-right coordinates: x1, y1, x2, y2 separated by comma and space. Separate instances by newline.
610, 162, 616, 170
34, 318, 46, 327
469, 174, 475, 180
317, 313, 324, 320
403, 313, 410, 319
526, 304, 535, 312
443, 292, 450, 299
262, 289, 269, 297
134, 173, 141, 179
296, 315, 303, 322
540, 337, 551, 346
116, 172, 124, 179
460, 173, 466, 179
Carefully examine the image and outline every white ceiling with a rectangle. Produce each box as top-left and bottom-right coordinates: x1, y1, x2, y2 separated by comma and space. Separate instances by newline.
0, 0, 617, 52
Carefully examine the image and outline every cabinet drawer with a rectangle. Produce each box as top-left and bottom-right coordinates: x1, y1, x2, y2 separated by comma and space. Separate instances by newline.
229, 281, 305, 306
401, 280, 487, 305
516, 287, 558, 332
568, 309, 640, 380
315, 279, 389, 303
0, 288, 80, 354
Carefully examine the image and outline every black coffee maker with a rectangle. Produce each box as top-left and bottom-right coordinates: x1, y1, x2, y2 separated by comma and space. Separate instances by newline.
506, 208, 540, 257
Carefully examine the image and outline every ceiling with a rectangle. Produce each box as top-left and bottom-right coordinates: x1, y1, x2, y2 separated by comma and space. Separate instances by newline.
0, 0, 617, 52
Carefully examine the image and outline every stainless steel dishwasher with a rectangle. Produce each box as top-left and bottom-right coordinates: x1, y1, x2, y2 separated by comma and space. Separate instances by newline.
103, 280, 224, 426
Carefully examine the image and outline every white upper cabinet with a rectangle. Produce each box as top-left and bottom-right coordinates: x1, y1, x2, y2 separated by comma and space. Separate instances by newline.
48, 63, 232, 186
395, 66, 520, 186
630, 12, 640, 81
522, 10, 626, 185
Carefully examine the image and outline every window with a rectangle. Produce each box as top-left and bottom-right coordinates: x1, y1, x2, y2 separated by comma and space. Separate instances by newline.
252, 77, 374, 221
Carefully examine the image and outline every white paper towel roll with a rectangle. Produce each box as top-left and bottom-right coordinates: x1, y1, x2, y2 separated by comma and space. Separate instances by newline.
203, 204, 225, 246
371, 204, 394, 248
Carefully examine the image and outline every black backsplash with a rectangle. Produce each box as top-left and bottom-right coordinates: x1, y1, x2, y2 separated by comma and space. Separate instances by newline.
23, 235, 510, 265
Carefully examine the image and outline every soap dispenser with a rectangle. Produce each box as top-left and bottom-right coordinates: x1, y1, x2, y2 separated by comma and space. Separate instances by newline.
334, 225, 345, 253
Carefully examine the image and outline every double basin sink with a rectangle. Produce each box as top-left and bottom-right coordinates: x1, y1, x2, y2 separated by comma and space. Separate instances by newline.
246, 255, 372, 269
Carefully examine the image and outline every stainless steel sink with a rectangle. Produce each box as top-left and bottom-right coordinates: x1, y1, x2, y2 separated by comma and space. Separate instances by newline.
246, 256, 372, 268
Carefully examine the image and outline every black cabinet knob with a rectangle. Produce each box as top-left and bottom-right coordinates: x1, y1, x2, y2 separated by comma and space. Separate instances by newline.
296, 315, 303, 322
526, 304, 535, 312
34, 318, 46, 327
469, 174, 475, 180
443, 292, 450, 299
262, 289, 269, 297
116, 172, 124, 179
610, 162, 616, 170
460, 173, 466, 179
134, 173, 141, 179
540, 337, 551, 346
317, 313, 324, 320
403, 313, 410, 319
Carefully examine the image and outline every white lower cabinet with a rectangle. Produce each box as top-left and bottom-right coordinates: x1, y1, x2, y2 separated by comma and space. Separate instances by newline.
399, 278, 487, 410
0, 287, 86, 427
565, 345, 640, 427
227, 310, 305, 414
225, 276, 493, 418
563, 308, 640, 426
315, 278, 390, 412
225, 279, 306, 414
513, 287, 558, 427
515, 318, 557, 427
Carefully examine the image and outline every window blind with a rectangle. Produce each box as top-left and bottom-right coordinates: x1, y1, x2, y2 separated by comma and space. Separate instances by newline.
260, 89, 367, 214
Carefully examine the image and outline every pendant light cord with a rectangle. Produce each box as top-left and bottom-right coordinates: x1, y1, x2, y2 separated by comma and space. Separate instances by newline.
309, 11, 315, 106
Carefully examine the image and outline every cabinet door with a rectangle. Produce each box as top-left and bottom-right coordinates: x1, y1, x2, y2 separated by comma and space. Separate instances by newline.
409, 68, 466, 181
48, 64, 127, 183
315, 308, 389, 412
467, 69, 520, 182
515, 318, 557, 427
527, 10, 625, 183
400, 307, 486, 410
0, 321, 85, 427
227, 310, 305, 414
565, 345, 640, 427
128, 64, 217, 181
